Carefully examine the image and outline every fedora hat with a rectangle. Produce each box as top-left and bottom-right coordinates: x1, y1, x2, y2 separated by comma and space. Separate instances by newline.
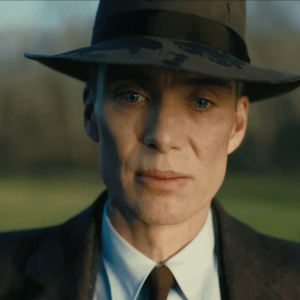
24, 0, 300, 102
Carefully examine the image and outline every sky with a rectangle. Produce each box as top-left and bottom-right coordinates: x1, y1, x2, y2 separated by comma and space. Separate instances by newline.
0, 1, 300, 34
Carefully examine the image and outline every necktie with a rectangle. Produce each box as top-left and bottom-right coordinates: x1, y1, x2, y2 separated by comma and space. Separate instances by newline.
146, 265, 175, 300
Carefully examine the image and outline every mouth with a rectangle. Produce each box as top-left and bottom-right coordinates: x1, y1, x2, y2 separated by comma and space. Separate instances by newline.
135, 169, 192, 190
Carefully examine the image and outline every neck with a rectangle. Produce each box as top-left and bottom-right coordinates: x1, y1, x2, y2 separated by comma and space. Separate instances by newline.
107, 200, 211, 264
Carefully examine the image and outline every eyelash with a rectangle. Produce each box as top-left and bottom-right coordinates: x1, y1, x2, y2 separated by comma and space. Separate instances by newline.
115, 91, 147, 103
115, 91, 215, 110
185, 98, 215, 111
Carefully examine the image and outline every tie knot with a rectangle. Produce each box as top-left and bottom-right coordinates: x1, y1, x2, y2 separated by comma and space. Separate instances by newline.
146, 265, 175, 300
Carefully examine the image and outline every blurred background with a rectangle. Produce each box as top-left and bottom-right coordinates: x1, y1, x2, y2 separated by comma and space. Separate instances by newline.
0, 1, 299, 241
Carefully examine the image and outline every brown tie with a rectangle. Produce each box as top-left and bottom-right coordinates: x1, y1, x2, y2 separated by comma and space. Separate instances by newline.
146, 265, 175, 300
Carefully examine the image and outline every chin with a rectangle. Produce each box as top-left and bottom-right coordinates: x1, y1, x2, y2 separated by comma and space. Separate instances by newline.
125, 188, 194, 225
138, 205, 187, 226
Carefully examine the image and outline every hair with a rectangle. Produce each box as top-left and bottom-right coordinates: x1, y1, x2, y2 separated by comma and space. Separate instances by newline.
83, 64, 106, 105
236, 82, 245, 100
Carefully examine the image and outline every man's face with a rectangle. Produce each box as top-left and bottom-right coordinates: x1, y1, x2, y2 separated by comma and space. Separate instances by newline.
88, 65, 249, 225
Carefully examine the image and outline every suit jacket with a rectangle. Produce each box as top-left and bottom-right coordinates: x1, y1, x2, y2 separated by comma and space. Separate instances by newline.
0, 189, 300, 300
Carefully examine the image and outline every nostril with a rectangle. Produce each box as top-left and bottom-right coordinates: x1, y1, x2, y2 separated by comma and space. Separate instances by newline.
147, 143, 158, 150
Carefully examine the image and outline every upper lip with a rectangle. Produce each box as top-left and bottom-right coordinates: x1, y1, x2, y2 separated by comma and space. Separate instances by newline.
136, 169, 192, 179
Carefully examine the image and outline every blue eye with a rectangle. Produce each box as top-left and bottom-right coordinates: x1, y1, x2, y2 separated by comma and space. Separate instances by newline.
118, 92, 144, 103
194, 99, 211, 109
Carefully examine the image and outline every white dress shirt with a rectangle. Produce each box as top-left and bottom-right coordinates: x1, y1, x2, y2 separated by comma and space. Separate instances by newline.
93, 200, 221, 300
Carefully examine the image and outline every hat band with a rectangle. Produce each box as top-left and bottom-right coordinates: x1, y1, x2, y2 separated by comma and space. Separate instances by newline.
92, 9, 250, 63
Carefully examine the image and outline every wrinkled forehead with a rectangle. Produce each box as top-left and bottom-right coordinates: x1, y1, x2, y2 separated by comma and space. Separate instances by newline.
104, 64, 234, 93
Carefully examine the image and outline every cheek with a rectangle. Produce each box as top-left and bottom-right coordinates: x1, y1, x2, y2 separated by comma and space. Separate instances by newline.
96, 101, 142, 179
192, 111, 234, 159
191, 110, 235, 190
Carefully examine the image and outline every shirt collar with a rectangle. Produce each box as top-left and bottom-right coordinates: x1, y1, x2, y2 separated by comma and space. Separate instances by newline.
101, 200, 156, 300
101, 200, 216, 300
165, 208, 216, 299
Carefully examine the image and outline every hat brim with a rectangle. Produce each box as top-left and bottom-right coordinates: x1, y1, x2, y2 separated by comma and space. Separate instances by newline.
24, 36, 300, 102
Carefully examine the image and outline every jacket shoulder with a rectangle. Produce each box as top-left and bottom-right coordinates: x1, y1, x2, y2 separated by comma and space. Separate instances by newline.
256, 230, 300, 273
227, 211, 300, 272
0, 226, 61, 296
0, 226, 57, 251
243, 222, 300, 298
213, 199, 300, 266
0, 225, 62, 274
212, 199, 300, 299
228, 213, 300, 267
0, 200, 97, 255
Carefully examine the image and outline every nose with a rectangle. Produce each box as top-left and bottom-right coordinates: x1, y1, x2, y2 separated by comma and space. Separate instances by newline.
142, 99, 185, 154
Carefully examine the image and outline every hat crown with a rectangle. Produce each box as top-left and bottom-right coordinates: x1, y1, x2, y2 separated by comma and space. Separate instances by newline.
95, 0, 246, 39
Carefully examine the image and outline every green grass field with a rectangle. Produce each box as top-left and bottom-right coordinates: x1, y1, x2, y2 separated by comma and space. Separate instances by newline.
0, 172, 299, 242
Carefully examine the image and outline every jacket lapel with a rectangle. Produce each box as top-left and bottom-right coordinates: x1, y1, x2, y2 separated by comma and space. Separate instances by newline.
212, 199, 280, 300
23, 190, 108, 300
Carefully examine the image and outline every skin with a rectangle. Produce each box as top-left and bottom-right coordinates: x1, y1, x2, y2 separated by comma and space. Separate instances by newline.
84, 64, 249, 263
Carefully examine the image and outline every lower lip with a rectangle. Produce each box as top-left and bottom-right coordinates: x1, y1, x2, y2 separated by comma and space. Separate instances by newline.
135, 174, 190, 190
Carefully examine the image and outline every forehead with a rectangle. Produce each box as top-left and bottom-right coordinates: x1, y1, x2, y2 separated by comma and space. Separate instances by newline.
105, 65, 234, 93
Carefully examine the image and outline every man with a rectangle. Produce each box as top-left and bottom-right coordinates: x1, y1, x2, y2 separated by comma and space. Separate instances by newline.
1, 1, 300, 300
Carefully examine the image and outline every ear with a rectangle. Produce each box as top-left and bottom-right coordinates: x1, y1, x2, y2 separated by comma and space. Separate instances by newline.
227, 95, 250, 154
83, 84, 99, 143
